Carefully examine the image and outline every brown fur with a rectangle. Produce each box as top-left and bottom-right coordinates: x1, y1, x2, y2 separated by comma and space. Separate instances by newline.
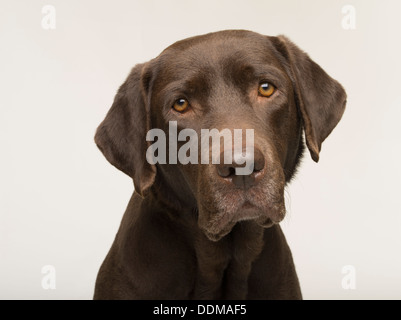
94, 30, 346, 299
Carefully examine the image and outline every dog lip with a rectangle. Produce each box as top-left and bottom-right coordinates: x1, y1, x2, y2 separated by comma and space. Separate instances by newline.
200, 199, 284, 240
202, 209, 280, 241
258, 218, 275, 228
202, 224, 234, 242
204, 230, 226, 242
255, 205, 285, 227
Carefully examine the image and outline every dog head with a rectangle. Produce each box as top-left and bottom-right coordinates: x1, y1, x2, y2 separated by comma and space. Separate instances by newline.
95, 30, 346, 241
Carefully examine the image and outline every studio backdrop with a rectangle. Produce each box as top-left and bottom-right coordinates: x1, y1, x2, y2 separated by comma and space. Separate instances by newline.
0, 0, 400, 299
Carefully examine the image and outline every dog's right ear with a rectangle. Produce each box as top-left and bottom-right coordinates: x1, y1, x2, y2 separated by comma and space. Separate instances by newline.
95, 63, 156, 197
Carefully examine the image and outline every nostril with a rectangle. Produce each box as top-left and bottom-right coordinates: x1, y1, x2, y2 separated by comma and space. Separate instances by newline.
254, 162, 263, 172
216, 148, 265, 180
253, 150, 265, 172
217, 165, 236, 178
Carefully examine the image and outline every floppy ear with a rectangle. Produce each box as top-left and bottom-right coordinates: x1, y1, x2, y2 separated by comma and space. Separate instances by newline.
95, 63, 156, 197
270, 35, 347, 162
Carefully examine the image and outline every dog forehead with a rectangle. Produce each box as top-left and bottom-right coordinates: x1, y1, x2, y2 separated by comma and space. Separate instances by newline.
155, 30, 278, 78
165, 30, 270, 54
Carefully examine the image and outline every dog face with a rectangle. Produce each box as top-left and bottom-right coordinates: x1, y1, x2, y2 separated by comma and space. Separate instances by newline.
95, 30, 346, 241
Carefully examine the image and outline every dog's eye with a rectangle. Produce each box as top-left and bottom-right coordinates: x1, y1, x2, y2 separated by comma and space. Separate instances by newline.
258, 82, 275, 97
172, 98, 189, 112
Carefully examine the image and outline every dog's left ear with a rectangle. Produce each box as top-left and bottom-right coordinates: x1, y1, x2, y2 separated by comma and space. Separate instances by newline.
270, 35, 347, 162
95, 63, 156, 197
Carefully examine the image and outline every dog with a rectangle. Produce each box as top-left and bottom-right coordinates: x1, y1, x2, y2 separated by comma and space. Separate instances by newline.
94, 30, 346, 300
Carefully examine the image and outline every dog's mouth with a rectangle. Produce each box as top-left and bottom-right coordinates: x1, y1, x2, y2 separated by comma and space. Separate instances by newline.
198, 192, 285, 242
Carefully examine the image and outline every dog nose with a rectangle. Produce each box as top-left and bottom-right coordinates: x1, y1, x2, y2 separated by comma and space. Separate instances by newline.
216, 148, 265, 189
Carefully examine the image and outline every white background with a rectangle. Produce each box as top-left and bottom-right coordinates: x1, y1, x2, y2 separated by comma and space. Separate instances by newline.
1, 0, 400, 300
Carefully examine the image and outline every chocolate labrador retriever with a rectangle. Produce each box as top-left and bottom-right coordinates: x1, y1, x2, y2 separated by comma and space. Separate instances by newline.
94, 30, 346, 300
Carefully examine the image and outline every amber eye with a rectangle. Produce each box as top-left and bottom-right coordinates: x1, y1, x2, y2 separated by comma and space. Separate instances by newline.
258, 82, 275, 97
172, 98, 189, 112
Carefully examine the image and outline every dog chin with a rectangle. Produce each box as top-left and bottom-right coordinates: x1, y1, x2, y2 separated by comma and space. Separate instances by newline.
199, 203, 285, 242
203, 226, 234, 242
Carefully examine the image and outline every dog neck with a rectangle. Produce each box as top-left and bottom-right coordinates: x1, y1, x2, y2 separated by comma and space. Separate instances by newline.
192, 221, 265, 299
